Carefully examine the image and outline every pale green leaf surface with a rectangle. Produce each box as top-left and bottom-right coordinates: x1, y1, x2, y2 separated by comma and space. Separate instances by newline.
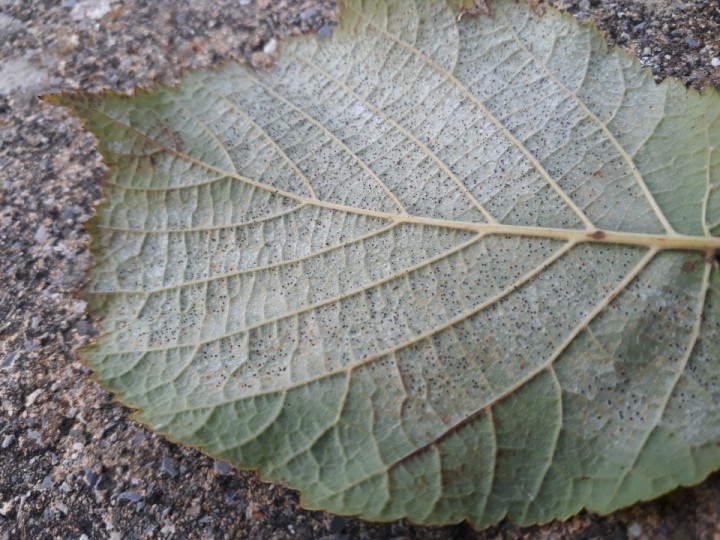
49, 0, 720, 528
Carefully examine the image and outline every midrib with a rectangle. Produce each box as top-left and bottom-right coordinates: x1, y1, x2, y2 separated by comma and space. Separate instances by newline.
87, 106, 720, 254
386, 214, 720, 253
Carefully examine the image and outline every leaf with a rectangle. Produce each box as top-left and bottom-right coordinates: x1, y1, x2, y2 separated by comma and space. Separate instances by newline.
46, 0, 720, 528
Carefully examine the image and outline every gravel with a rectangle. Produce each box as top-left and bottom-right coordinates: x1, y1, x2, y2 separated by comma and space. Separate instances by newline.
1, 0, 719, 538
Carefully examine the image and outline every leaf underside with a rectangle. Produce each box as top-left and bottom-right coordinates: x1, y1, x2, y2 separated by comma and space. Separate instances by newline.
48, 0, 720, 528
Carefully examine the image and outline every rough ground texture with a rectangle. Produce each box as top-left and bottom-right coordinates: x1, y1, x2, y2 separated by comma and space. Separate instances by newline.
1, 0, 719, 538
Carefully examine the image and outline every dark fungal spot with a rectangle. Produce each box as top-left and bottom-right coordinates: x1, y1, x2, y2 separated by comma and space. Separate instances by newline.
682, 256, 703, 273
587, 230, 606, 240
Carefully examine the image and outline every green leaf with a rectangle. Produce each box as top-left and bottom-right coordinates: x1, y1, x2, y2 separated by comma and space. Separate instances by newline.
47, 0, 720, 528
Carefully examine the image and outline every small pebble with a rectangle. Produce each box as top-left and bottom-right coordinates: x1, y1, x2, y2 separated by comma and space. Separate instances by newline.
300, 7, 319, 21
59, 482, 72, 493
59, 205, 80, 220
628, 522, 643, 537
0, 351, 17, 369
263, 38, 277, 55
71, 0, 113, 21
711, 57, 720, 68
160, 457, 177, 477
213, 460, 230, 475
0, 501, 14, 516
73, 299, 87, 314
25, 388, 42, 407
686, 37, 700, 48
317, 24, 334, 38
118, 491, 142, 502
39, 475, 53, 490
85, 468, 99, 488
1, 434, 16, 449
132, 431, 148, 446
34, 226, 48, 243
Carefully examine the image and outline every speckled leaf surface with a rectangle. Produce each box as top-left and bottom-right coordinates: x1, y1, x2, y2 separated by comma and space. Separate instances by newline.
48, 0, 720, 528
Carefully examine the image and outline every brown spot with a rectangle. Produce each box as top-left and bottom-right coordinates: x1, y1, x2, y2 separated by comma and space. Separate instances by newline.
682, 257, 702, 273
440, 465, 477, 488
587, 230, 606, 240
158, 123, 183, 152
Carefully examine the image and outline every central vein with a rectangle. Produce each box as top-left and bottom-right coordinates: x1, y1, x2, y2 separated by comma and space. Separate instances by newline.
88, 103, 720, 254
386, 214, 720, 252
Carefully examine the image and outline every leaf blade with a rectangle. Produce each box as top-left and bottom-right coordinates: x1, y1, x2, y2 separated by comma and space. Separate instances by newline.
49, 0, 720, 528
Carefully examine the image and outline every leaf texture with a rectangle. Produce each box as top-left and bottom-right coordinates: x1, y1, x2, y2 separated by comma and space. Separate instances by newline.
48, 0, 720, 528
